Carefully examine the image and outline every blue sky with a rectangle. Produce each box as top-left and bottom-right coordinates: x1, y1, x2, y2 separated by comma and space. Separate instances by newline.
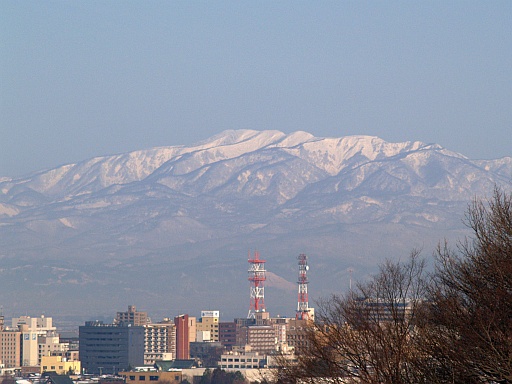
1, 1, 511, 177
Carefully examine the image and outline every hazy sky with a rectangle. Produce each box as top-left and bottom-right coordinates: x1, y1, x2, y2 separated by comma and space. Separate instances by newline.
1, 1, 511, 177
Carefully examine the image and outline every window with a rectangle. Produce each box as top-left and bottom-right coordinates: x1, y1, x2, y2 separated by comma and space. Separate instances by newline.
149, 376, 158, 381
139, 376, 146, 381
129, 376, 135, 380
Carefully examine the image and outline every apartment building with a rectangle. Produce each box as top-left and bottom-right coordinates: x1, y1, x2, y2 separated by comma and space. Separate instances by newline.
144, 319, 176, 365
115, 305, 148, 326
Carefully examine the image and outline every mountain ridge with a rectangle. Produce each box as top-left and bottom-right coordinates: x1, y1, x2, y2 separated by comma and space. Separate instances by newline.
0, 130, 511, 321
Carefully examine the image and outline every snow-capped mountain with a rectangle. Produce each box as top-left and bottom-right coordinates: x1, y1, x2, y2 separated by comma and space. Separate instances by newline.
0, 130, 510, 321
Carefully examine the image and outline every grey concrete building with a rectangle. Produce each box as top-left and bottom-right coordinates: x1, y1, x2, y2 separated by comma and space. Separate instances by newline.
79, 321, 144, 375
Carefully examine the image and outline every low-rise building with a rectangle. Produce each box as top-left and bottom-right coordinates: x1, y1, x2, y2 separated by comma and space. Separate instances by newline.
41, 355, 80, 375
218, 347, 267, 370
120, 370, 182, 384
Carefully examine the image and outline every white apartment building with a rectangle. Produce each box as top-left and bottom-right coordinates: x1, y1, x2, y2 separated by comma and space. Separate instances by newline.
218, 348, 267, 370
144, 320, 176, 365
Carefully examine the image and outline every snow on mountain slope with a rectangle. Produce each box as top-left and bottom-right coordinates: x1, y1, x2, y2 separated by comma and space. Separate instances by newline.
192, 129, 286, 151
0, 203, 19, 217
0, 130, 284, 199
0, 130, 464, 201
0, 147, 182, 199
475, 157, 512, 179
282, 135, 428, 175
0, 130, 509, 216
1, 129, 511, 320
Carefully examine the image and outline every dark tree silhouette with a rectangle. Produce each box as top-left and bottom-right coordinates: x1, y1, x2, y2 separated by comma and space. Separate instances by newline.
424, 188, 512, 383
273, 189, 512, 384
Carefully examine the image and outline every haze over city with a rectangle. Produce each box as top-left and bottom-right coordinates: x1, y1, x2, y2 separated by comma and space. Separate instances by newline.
2, 1, 511, 178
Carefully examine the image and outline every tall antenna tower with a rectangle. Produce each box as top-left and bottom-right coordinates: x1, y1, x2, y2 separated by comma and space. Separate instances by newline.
296, 253, 310, 320
248, 250, 266, 318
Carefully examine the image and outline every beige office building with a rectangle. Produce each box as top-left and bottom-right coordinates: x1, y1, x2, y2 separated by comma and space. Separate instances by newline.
12, 315, 58, 367
196, 311, 219, 342
115, 305, 148, 326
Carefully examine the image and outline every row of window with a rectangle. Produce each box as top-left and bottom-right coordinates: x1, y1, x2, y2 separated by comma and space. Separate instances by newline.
220, 364, 258, 369
129, 376, 158, 381
82, 345, 127, 348
221, 358, 260, 362
127, 376, 180, 382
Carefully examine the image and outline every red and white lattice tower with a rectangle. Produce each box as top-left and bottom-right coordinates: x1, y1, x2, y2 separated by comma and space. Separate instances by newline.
296, 253, 310, 320
247, 251, 266, 318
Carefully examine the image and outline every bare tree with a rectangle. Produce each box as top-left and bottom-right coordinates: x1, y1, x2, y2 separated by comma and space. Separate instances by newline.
275, 250, 429, 384
424, 188, 512, 383
273, 189, 512, 384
